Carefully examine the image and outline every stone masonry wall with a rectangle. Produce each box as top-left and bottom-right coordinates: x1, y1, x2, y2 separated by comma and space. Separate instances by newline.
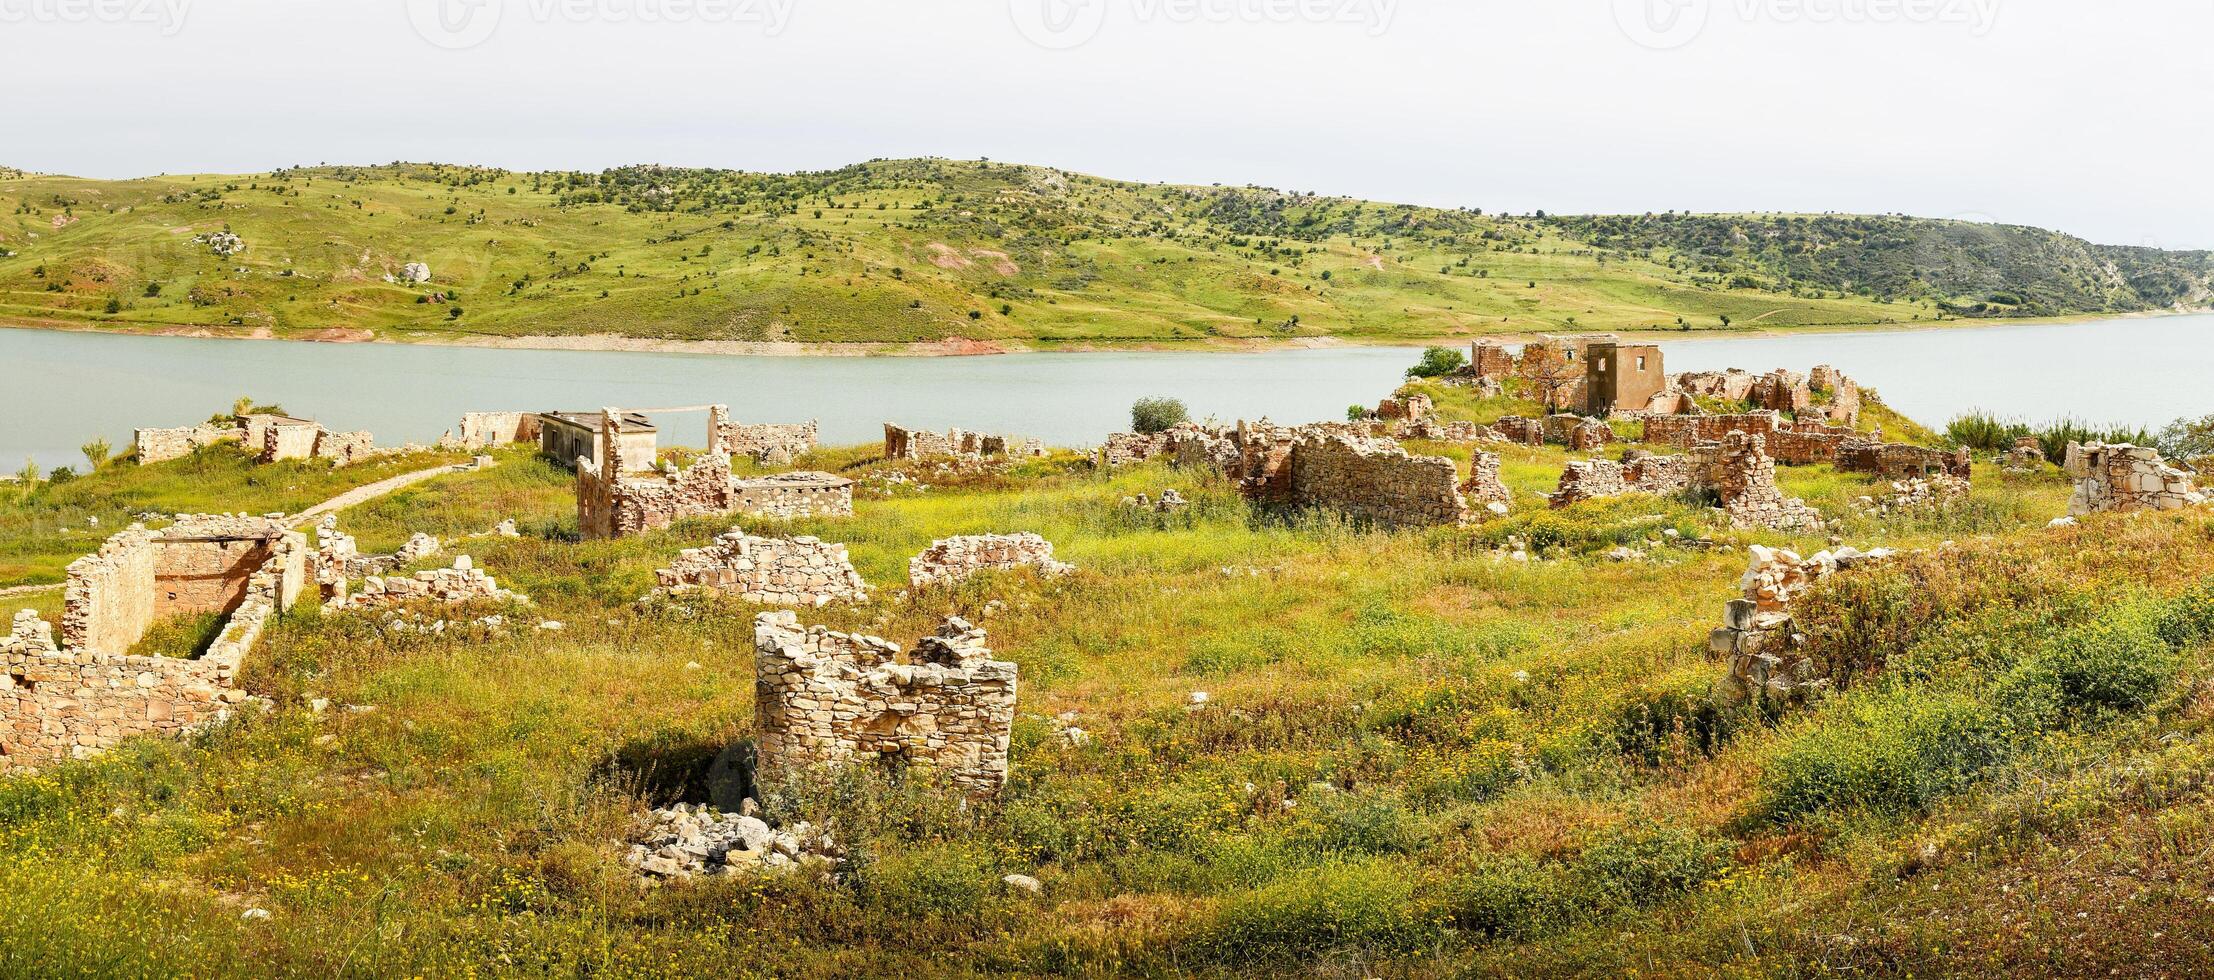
884, 425, 1046, 461
8, 518, 304, 772
134, 424, 239, 464
456, 412, 543, 449
1714, 433, 1826, 532
2067, 443, 2206, 515
1835, 441, 1973, 481
716, 417, 820, 466
753, 612, 1017, 796
731, 473, 855, 519
338, 556, 526, 610
909, 534, 1075, 589
657, 532, 869, 608
1285, 434, 1471, 529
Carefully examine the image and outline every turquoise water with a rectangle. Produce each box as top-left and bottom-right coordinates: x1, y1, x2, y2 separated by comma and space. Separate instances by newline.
3, 316, 2209, 470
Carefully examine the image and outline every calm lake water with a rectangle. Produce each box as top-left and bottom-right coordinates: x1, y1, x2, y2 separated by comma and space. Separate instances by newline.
3, 315, 2210, 470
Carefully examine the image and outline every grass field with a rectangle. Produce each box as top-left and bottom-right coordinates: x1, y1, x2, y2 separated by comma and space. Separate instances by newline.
6, 159, 2195, 351
5, 374, 2213, 976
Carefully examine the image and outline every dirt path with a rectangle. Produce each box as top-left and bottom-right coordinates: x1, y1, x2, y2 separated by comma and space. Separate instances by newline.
285, 458, 493, 529
0, 582, 58, 598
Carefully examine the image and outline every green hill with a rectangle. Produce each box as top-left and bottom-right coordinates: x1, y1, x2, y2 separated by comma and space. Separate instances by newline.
1, 158, 2206, 348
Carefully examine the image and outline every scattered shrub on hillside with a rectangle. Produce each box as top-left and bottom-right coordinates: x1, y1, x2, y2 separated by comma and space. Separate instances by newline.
1199, 860, 1435, 962
1406, 345, 1467, 379
1130, 396, 1189, 434
79, 438, 111, 470
1995, 606, 2175, 729
1944, 412, 2152, 461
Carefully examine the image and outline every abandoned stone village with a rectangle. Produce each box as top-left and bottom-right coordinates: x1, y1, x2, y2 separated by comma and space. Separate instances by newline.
12, 338, 2210, 881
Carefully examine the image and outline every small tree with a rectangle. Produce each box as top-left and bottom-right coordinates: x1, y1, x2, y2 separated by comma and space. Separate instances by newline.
1405, 346, 1468, 380
1131, 397, 1189, 435
81, 437, 112, 470
2156, 414, 2214, 463
1516, 343, 1579, 412
15, 457, 38, 483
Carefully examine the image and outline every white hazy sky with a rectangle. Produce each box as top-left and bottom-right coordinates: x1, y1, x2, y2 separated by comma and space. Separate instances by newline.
4, 0, 2208, 248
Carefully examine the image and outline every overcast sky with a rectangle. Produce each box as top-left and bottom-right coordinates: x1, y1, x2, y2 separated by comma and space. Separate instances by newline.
5, 0, 2207, 248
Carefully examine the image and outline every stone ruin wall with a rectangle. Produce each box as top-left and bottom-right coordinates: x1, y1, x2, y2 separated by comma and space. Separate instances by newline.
579, 453, 738, 540
1100, 421, 1499, 527
1835, 442, 1973, 482
1713, 433, 1826, 532
134, 424, 239, 464
338, 557, 525, 610
909, 534, 1075, 589
1549, 450, 1704, 509
1285, 435, 1472, 529
731, 473, 855, 520
456, 412, 543, 450
714, 415, 820, 466
1711, 544, 1893, 701
1548, 434, 1823, 532
753, 612, 1016, 796
657, 532, 869, 608
7, 516, 306, 772
884, 425, 1047, 462
2067, 443, 2206, 515
137, 414, 386, 468
63, 516, 306, 654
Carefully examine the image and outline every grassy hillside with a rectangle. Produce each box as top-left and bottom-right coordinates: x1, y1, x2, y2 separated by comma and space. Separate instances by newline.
2, 159, 2203, 348
5, 381, 2214, 975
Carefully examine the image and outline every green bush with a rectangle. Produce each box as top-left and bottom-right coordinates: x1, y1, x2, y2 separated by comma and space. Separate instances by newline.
1442, 856, 1566, 939
1996, 606, 2175, 728
1572, 822, 1729, 912
2154, 579, 2214, 648
1405, 346, 1467, 379
1200, 860, 1436, 961
856, 842, 1001, 924
1760, 683, 2013, 820
1130, 396, 1189, 435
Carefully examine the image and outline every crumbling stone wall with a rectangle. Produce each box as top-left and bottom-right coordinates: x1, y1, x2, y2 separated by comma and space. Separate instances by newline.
2005, 437, 2047, 471
256, 417, 323, 463
1549, 450, 1704, 509
1712, 544, 1892, 701
312, 519, 441, 604
1809, 366, 1862, 425
731, 472, 855, 519
1675, 370, 1758, 403
909, 534, 1075, 589
657, 532, 869, 608
63, 516, 306, 654
1747, 370, 1813, 413
134, 424, 239, 464
580, 453, 738, 540
1471, 341, 1517, 380
1461, 451, 1512, 514
456, 412, 543, 449
338, 556, 526, 610
2067, 442, 2206, 515
1835, 441, 1972, 481
1285, 434, 1472, 529
1644, 412, 1781, 448
1714, 433, 1825, 532
714, 414, 819, 466
1547, 435, 1822, 531
884, 425, 1046, 461
753, 611, 1017, 796
578, 410, 856, 539
1493, 416, 1546, 447
7, 518, 305, 772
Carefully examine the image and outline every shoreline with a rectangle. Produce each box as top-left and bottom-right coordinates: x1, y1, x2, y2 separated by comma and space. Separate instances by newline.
0, 308, 2199, 359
